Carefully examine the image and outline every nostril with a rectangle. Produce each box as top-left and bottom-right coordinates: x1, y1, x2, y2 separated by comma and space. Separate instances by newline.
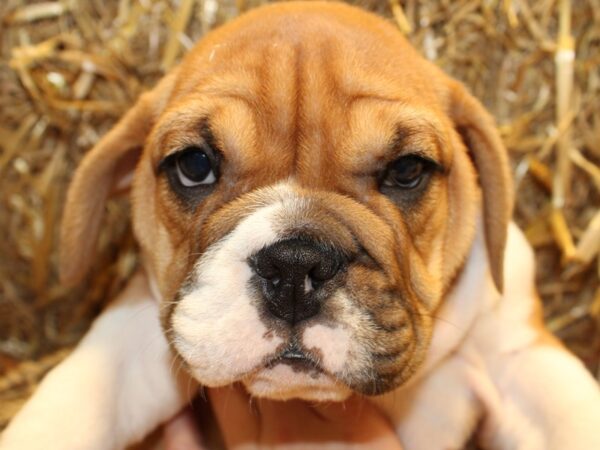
250, 256, 280, 281
309, 259, 340, 283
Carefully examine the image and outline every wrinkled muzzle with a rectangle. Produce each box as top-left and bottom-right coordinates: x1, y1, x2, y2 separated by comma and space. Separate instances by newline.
166, 182, 434, 401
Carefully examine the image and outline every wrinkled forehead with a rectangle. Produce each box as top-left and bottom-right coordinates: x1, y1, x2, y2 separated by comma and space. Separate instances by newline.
148, 12, 454, 182
172, 8, 440, 101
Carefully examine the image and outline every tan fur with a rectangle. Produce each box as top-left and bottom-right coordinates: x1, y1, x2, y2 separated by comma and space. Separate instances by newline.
445, 80, 514, 292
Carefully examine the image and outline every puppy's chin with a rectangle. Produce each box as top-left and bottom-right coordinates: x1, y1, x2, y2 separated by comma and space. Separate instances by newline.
242, 363, 353, 401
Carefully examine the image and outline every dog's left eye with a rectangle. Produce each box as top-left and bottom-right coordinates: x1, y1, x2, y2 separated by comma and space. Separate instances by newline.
175, 147, 216, 187
382, 155, 437, 190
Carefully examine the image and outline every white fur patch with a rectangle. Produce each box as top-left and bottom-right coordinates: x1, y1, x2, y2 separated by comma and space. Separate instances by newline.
171, 202, 285, 386
1, 272, 192, 450
302, 324, 351, 374
243, 364, 352, 401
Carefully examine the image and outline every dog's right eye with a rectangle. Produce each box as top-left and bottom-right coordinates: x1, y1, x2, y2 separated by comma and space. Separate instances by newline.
159, 143, 221, 207
175, 147, 216, 187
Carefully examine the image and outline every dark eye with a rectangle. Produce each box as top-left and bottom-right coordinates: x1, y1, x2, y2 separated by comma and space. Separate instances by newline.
383, 155, 432, 189
175, 147, 216, 187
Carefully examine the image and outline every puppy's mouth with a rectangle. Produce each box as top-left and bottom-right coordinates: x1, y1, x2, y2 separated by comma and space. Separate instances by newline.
242, 342, 353, 401
266, 343, 322, 373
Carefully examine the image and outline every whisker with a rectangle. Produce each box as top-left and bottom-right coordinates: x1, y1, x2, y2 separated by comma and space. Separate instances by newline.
197, 384, 207, 401
185, 371, 196, 409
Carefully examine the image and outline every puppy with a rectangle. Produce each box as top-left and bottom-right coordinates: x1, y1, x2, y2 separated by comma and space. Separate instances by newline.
2, 2, 600, 449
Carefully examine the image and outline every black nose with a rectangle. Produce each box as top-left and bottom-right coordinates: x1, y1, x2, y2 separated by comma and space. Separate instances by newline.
251, 238, 342, 325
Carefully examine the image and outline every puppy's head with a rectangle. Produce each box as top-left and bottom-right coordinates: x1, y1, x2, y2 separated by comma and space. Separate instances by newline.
60, 2, 512, 400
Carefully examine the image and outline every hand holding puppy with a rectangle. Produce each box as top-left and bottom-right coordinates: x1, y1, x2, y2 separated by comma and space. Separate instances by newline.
164, 385, 404, 450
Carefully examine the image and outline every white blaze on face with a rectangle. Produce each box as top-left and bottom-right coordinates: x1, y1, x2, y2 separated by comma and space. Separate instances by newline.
302, 291, 374, 378
302, 324, 351, 374
171, 202, 286, 386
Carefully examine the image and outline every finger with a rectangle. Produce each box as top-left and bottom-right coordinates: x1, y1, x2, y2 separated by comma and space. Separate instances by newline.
311, 397, 403, 448
163, 407, 206, 450
256, 398, 333, 443
208, 383, 259, 448
257, 396, 403, 449
309, 395, 374, 423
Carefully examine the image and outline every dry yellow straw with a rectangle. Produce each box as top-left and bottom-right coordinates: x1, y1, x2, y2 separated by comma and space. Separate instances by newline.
527, 156, 553, 192
502, 0, 519, 28
553, 0, 574, 207
575, 210, 600, 266
550, 208, 577, 262
551, 0, 576, 262
3, 2, 66, 24
389, 0, 412, 35
162, 0, 195, 70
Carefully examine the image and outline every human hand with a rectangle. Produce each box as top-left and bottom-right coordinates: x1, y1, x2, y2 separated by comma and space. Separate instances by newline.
163, 383, 403, 449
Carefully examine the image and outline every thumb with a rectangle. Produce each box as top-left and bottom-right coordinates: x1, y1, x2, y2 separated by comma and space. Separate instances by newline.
309, 395, 377, 422
207, 384, 259, 448
310, 396, 403, 448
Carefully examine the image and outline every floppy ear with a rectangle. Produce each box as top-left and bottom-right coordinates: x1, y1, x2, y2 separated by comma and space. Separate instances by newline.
59, 72, 177, 285
447, 80, 514, 293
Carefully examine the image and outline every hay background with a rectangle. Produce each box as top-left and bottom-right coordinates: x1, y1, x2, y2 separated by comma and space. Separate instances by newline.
0, 0, 599, 429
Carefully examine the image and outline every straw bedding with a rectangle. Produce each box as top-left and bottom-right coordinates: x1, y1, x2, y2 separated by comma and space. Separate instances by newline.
0, 0, 598, 429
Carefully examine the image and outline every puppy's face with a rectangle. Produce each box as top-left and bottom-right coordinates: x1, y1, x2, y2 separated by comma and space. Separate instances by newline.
61, 3, 511, 400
